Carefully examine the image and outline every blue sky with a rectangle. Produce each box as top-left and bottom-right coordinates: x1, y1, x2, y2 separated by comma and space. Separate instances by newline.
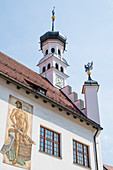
1, 0, 113, 166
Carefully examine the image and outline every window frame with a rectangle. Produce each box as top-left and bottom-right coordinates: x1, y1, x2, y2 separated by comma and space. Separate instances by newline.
47, 63, 51, 70
39, 126, 61, 157
55, 63, 59, 70
73, 140, 89, 167
58, 49, 61, 55
42, 66, 46, 72
45, 49, 48, 55
60, 66, 64, 73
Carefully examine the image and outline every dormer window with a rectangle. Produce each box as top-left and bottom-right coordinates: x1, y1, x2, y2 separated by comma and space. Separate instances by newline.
47, 63, 51, 69
60, 66, 64, 73
25, 79, 47, 95
51, 48, 55, 53
45, 49, 48, 55
55, 63, 59, 70
42, 66, 46, 72
58, 49, 61, 55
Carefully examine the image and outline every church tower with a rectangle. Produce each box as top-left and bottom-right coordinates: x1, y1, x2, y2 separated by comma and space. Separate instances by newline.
37, 8, 69, 89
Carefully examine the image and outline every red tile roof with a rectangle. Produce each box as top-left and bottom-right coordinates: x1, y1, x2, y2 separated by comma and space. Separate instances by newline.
0, 51, 101, 127
103, 164, 113, 170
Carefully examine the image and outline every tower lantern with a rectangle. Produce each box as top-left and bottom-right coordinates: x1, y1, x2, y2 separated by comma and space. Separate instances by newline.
37, 9, 69, 89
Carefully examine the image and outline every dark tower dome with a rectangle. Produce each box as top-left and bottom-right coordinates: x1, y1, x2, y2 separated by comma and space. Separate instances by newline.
40, 31, 67, 50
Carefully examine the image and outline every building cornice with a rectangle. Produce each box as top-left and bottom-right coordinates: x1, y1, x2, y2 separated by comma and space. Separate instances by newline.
37, 54, 69, 67
40, 66, 69, 78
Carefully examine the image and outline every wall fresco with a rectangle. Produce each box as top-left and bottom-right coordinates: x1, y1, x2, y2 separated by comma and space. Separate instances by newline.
0, 95, 34, 170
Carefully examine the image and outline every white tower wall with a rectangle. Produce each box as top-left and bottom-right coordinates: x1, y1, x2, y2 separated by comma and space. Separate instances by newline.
42, 39, 64, 57
38, 38, 69, 89
83, 85, 100, 125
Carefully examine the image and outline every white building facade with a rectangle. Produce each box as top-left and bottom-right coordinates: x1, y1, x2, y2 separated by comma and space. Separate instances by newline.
0, 76, 103, 170
0, 10, 103, 170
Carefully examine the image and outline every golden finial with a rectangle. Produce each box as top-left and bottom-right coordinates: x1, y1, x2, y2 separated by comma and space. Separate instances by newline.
87, 71, 91, 75
52, 15, 55, 20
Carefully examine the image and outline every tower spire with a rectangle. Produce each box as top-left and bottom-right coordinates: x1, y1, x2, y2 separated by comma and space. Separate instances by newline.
38, 9, 68, 89
52, 7, 55, 31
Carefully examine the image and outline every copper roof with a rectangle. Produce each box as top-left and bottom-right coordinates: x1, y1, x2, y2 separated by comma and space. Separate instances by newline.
0, 51, 101, 128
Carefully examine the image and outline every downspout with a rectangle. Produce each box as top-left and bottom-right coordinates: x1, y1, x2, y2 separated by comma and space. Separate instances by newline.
94, 128, 99, 170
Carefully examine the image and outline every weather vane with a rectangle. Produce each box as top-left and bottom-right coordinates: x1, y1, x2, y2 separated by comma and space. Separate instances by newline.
52, 7, 55, 31
84, 61, 93, 80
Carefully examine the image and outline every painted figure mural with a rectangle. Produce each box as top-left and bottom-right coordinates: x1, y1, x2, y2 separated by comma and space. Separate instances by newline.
0, 95, 34, 169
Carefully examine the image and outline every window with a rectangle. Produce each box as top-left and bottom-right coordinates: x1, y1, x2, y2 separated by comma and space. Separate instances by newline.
25, 79, 47, 95
40, 126, 60, 157
60, 66, 64, 73
42, 66, 46, 72
47, 63, 50, 69
45, 49, 48, 55
55, 63, 59, 70
73, 140, 89, 167
39, 88, 46, 95
51, 48, 55, 53
58, 49, 61, 55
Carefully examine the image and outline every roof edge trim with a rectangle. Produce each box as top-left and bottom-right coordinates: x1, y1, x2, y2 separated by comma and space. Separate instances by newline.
0, 73, 103, 130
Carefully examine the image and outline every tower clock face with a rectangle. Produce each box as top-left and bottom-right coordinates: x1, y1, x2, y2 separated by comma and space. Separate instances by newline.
56, 76, 63, 88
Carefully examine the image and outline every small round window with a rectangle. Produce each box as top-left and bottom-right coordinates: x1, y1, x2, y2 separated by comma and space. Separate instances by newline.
51, 48, 55, 53
58, 49, 61, 55
45, 49, 48, 55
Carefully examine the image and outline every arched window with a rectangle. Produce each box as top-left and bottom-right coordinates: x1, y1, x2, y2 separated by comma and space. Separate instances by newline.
42, 66, 46, 72
55, 63, 59, 70
60, 66, 64, 73
47, 63, 50, 69
51, 48, 55, 53
45, 49, 48, 55
58, 49, 61, 55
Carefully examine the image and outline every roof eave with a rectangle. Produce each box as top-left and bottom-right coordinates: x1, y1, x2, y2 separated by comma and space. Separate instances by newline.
0, 73, 103, 130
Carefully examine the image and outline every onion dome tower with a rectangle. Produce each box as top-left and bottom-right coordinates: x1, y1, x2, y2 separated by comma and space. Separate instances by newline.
37, 8, 69, 89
